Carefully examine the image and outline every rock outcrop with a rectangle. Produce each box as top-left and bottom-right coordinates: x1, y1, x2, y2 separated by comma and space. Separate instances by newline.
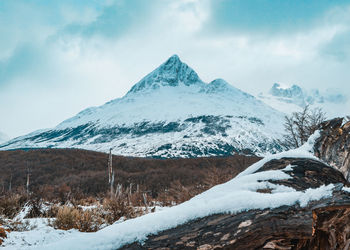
122, 157, 350, 249
315, 117, 350, 180
119, 118, 350, 249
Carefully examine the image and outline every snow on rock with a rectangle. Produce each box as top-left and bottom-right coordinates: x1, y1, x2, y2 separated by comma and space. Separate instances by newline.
236, 130, 320, 177
15, 131, 341, 250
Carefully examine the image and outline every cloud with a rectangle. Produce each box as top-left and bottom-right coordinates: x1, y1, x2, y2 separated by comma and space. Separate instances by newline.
59, 0, 158, 39
206, 0, 350, 34
318, 6, 350, 62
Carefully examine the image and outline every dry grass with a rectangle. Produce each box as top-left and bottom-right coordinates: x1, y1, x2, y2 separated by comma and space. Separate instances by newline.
53, 206, 102, 232
102, 197, 142, 224
52, 200, 141, 232
6, 219, 36, 232
0, 194, 26, 219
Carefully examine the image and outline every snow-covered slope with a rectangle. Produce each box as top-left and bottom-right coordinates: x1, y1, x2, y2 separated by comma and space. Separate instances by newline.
0, 55, 285, 157
258, 83, 348, 117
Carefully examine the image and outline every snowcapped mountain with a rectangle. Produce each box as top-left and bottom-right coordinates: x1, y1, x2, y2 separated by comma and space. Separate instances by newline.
258, 83, 348, 116
0, 55, 285, 157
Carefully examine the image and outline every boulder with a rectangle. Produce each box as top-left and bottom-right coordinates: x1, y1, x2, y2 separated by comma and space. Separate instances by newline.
120, 118, 350, 249
314, 118, 350, 180
122, 157, 350, 249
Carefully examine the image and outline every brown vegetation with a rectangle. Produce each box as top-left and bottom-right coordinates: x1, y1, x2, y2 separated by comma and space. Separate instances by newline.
0, 225, 7, 245
52, 206, 102, 232
0, 194, 26, 219
0, 148, 259, 232
0, 148, 259, 202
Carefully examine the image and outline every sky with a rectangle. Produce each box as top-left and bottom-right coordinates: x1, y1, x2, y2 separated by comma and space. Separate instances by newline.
0, 0, 349, 138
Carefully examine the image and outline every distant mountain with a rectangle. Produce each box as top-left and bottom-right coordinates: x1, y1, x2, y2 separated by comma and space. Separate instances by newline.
0, 55, 285, 157
258, 83, 348, 116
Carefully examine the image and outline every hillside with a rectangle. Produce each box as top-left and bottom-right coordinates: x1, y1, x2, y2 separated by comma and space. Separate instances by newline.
0, 55, 285, 157
0, 148, 259, 199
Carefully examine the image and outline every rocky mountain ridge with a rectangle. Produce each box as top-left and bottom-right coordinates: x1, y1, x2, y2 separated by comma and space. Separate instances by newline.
0, 55, 285, 157
258, 83, 348, 116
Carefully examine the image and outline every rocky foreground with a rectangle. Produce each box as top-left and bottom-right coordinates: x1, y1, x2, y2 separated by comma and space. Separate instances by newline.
122, 118, 350, 249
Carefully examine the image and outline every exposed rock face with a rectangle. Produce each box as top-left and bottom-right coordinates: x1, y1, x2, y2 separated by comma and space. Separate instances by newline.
128, 55, 203, 93
122, 157, 350, 249
267, 83, 347, 107
314, 117, 350, 180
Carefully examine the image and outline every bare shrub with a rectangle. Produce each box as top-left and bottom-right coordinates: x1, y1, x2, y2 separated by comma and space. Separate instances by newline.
157, 191, 173, 207
53, 206, 80, 230
75, 196, 98, 206
57, 184, 71, 204
7, 219, 36, 232
283, 105, 326, 148
0, 225, 8, 245
25, 197, 43, 218
76, 210, 102, 232
0, 194, 26, 219
53, 206, 102, 232
102, 198, 136, 224
167, 180, 193, 204
44, 204, 60, 218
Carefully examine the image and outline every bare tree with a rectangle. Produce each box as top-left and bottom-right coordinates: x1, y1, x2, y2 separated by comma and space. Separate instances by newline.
9, 173, 12, 192
26, 163, 30, 196
283, 105, 326, 148
108, 148, 115, 199
142, 193, 148, 210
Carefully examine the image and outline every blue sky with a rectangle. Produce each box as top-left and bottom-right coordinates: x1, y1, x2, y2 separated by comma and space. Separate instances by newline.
0, 0, 349, 137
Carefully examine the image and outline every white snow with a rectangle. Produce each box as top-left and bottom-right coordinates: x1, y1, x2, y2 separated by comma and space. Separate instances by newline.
258, 83, 349, 118
0, 56, 285, 157
236, 130, 320, 178
4, 130, 339, 250
24, 181, 333, 250
1, 218, 81, 249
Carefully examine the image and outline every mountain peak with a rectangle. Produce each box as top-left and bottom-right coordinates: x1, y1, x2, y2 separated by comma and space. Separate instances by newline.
166, 54, 181, 64
127, 55, 203, 94
206, 78, 231, 92
269, 83, 303, 98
